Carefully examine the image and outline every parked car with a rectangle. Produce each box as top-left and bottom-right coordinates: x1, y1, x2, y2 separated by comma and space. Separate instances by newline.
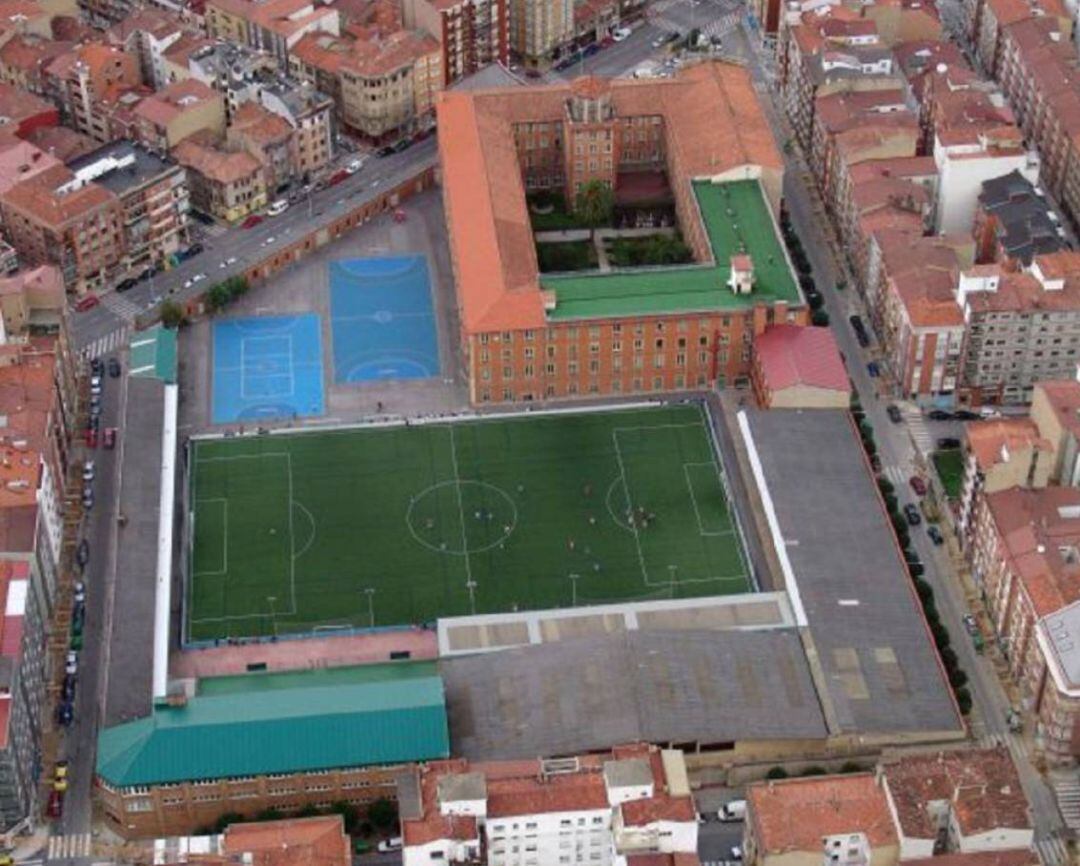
74, 295, 99, 313
90, 357, 104, 375
90, 375, 102, 394
328, 169, 349, 185
116, 277, 137, 292
886, 404, 903, 424
241, 214, 264, 229
903, 503, 922, 526
377, 838, 403, 853
71, 604, 84, 637
937, 437, 961, 450
376, 145, 395, 157
84, 427, 98, 449
104, 427, 117, 449
393, 138, 412, 153
719, 800, 746, 821
909, 475, 927, 496
867, 362, 880, 378
65, 651, 77, 675
962, 614, 979, 636
926, 409, 952, 421
731, 846, 744, 861
46, 789, 62, 819
927, 525, 944, 545
55, 702, 73, 727
908, 560, 925, 577
61, 674, 75, 702
82, 488, 93, 509
953, 409, 981, 421
187, 242, 204, 257
267, 199, 289, 217
108, 357, 121, 378
82, 461, 94, 482
76, 539, 89, 568
612, 25, 631, 40
74, 581, 85, 604
346, 158, 364, 174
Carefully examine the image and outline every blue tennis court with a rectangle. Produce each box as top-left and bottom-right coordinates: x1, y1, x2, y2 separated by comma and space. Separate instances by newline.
211, 314, 325, 424
329, 255, 440, 383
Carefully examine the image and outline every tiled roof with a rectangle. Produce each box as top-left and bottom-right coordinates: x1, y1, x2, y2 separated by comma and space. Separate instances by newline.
0, 34, 73, 75
966, 417, 1050, 472
755, 324, 848, 394
134, 78, 219, 127
222, 816, 351, 866
0, 82, 55, 126
1033, 378, 1080, 439
0, 138, 61, 195
229, 101, 292, 145
984, 485, 1080, 616
882, 747, 1031, 838
884, 235, 963, 328
437, 63, 785, 333
173, 137, 260, 185
903, 851, 1037, 866
22, 125, 97, 162
748, 774, 897, 854
1, 165, 117, 229
339, 28, 438, 77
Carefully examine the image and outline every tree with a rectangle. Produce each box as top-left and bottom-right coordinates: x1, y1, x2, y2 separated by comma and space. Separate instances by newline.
256, 807, 284, 822
214, 812, 245, 833
954, 686, 973, 715
367, 797, 398, 831
294, 803, 322, 819
161, 299, 185, 329
574, 179, 614, 236
329, 801, 361, 834
949, 667, 969, 689
811, 308, 829, 326
876, 477, 895, 496
799, 766, 827, 777
765, 766, 789, 780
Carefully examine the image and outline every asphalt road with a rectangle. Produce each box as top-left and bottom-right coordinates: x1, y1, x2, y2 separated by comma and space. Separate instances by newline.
70, 139, 439, 354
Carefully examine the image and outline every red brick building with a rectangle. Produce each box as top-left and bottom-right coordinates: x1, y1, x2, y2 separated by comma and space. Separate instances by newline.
437, 64, 806, 405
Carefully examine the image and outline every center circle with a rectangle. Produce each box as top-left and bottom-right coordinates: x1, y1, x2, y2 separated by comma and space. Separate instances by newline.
406, 480, 518, 555
373, 309, 394, 324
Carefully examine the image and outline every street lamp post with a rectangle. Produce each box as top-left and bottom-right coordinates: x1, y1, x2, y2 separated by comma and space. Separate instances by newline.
267, 595, 277, 637
363, 587, 375, 628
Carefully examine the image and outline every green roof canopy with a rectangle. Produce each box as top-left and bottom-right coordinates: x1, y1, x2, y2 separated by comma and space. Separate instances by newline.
96, 663, 449, 787
128, 325, 177, 384
542, 179, 802, 319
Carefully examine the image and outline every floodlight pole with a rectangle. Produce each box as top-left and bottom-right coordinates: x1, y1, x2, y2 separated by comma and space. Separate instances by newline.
466, 580, 478, 614
267, 595, 278, 637
667, 565, 678, 598
569, 573, 580, 607
364, 587, 376, 628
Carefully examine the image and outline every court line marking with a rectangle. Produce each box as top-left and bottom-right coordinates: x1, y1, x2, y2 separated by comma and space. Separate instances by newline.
189, 451, 299, 625
192, 498, 228, 576
611, 425, 749, 589
683, 462, 737, 538
447, 425, 476, 614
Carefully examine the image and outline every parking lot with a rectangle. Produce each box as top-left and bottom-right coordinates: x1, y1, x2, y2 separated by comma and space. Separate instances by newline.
177, 188, 467, 433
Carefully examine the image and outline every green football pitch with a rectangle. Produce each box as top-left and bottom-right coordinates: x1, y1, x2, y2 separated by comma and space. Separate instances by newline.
186, 404, 751, 641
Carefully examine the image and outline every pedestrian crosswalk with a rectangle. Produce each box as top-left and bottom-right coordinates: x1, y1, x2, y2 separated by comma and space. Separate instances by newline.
903, 407, 935, 453
1035, 832, 1071, 866
1052, 775, 1080, 831
78, 326, 129, 362
653, 8, 741, 38
99, 290, 143, 323
47, 832, 91, 859
882, 464, 908, 488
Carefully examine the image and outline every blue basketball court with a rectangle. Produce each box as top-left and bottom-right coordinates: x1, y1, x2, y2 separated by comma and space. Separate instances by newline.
211, 314, 325, 424
329, 255, 440, 383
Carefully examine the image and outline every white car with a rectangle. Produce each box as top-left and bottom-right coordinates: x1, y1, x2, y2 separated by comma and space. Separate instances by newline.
612, 26, 631, 40
346, 158, 364, 174
267, 199, 289, 216
73, 581, 85, 604
65, 652, 78, 675
377, 838, 403, 853
82, 461, 95, 482
192, 273, 207, 284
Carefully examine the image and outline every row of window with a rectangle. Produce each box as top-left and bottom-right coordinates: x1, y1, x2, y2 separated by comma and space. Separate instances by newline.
478, 373, 711, 401
477, 318, 746, 344
479, 349, 740, 379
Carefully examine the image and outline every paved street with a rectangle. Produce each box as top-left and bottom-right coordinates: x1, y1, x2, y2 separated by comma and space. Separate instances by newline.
69, 140, 438, 354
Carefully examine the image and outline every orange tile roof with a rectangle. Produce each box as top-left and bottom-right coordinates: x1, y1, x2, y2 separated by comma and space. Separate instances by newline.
22, 125, 96, 161
985, 486, 1080, 615
0, 139, 60, 195
437, 62, 782, 334
1, 166, 117, 229
747, 774, 897, 854
882, 748, 1031, 838
755, 324, 849, 393
1034, 378, 1080, 439
967, 417, 1051, 471
903, 851, 1037, 866
964, 256, 1080, 314
339, 28, 438, 77
229, 101, 292, 145
0, 34, 73, 76
222, 815, 351, 866
134, 78, 219, 127
173, 137, 260, 185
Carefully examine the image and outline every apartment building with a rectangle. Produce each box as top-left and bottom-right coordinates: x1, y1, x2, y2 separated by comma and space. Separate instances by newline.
106, 7, 189, 90
439, 65, 806, 405
0, 35, 75, 97
400, 744, 699, 866
878, 234, 966, 400
745, 749, 1033, 866
809, 88, 918, 218
508, 0, 572, 67
402, 0, 508, 85
96, 661, 449, 837
956, 416, 1052, 549
974, 169, 1068, 264
133, 78, 226, 152
0, 83, 57, 139
205, 0, 340, 65
152, 816, 351, 866
67, 141, 190, 276
226, 102, 293, 193
957, 252, 1080, 405
0, 165, 125, 293
172, 134, 265, 222
257, 76, 334, 180
965, 0, 1070, 78
1029, 376, 1080, 482
337, 30, 441, 142
164, 39, 277, 117
43, 43, 141, 141
994, 16, 1080, 231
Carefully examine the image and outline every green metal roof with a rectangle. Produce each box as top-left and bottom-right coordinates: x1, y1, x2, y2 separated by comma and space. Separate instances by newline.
96, 664, 449, 787
128, 325, 177, 384
542, 179, 802, 320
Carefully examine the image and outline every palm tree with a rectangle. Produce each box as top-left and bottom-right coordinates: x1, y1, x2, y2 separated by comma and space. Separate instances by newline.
574, 179, 614, 237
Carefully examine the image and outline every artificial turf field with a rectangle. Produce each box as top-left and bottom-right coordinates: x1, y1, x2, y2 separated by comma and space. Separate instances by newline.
186, 404, 750, 641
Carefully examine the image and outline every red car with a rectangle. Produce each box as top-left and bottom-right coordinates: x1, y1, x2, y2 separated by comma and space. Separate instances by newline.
910, 475, 928, 496
241, 214, 264, 229
328, 169, 349, 186
46, 789, 63, 819
85, 427, 98, 448
74, 294, 99, 313
103, 427, 117, 450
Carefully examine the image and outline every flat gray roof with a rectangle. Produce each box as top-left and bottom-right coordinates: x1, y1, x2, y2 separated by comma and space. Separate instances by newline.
104, 376, 165, 727
1041, 599, 1080, 690
739, 409, 961, 736
440, 629, 826, 760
